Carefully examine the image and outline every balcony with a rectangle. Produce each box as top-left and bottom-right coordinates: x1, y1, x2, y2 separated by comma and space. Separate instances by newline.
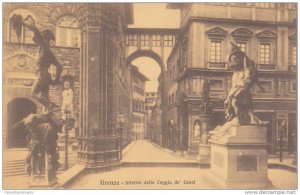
206, 62, 227, 70
257, 64, 277, 71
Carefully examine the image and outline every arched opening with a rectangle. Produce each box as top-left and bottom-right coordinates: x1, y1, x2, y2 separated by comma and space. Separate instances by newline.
7, 98, 37, 148
126, 50, 166, 145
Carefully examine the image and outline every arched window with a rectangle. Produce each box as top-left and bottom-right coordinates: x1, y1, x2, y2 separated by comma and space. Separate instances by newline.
56, 15, 80, 47
8, 9, 36, 44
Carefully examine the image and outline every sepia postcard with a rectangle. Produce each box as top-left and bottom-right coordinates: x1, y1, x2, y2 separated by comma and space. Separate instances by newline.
2, 2, 298, 191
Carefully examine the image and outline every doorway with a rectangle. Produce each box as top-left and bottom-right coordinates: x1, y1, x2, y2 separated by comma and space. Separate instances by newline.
7, 98, 37, 148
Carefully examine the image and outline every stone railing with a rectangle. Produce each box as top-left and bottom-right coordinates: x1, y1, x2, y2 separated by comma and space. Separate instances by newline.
257, 64, 277, 71
206, 62, 227, 70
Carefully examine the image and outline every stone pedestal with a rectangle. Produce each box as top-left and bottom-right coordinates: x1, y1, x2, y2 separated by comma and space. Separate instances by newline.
197, 143, 211, 165
205, 125, 272, 189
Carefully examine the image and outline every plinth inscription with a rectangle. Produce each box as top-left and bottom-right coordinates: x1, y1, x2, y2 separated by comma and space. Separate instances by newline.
237, 155, 257, 171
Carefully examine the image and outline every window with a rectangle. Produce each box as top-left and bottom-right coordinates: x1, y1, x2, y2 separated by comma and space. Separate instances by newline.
259, 43, 271, 64
236, 41, 247, 53
127, 34, 137, 46
292, 44, 297, 66
8, 9, 35, 44
152, 35, 161, 46
211, 79, 224, 90
163, 35, 174, 47
291, 81, 296, 93
140, 34, 149, 46
255, 3, 275, 8
56, 15, 80, 47
257, 80, 273, 93
192, 78, 200, 94
210, 41, 222, 62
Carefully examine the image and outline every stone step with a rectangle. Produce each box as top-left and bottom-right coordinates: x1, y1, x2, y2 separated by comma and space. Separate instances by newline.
4, 163, 76, 177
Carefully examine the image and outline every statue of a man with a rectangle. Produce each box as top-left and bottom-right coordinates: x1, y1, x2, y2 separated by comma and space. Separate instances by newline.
10, 14, 62, 112
212, 43, 268, 137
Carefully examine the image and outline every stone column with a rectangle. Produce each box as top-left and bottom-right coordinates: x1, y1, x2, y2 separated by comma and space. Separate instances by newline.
77, 4, 124, 169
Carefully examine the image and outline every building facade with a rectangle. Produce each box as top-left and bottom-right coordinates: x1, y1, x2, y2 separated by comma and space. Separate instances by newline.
131, 65, 149, 140
3, 4, 81, 148
145, 92, 159, 139
166, 3, 297, 154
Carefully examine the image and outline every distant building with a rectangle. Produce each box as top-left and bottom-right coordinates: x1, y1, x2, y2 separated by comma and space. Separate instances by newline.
167, 3, 297, 154
131, 65, 149, 140
145, 92, 159, 140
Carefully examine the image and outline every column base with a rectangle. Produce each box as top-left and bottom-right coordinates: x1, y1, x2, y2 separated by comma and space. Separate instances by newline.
77, 136, 122, 169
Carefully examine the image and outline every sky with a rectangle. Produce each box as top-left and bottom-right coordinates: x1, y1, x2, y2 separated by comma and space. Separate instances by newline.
129, 3, 180, 92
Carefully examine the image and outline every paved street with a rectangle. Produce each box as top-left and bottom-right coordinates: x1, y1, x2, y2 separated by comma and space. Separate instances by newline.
122, 140, 196, 163
68, 140, 297, 189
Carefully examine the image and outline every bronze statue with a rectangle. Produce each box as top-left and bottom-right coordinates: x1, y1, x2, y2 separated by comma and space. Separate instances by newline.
212, 43, 268, 137
10, 14, 62, 111
23, 111, 62, 181
10, 14, 63, 184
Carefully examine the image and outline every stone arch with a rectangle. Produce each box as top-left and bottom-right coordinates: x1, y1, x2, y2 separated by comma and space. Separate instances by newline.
126, 50, 165, 72
126, 49, 167, 146
7, 98, 37, 148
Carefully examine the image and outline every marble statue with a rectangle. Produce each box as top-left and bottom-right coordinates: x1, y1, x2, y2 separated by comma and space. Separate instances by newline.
211, 42, 268, 138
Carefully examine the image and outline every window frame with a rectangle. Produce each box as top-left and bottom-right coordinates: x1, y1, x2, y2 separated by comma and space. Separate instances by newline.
163, 35, 174, 47
258, 42, 272, 65
127, 34, 137, 46
210, 78, 225, 91
209, 39, 222, 63
152, 34, 161, 47
256, 79, 274, 93
140, 34, 149, 46
56, 15, 80, 48
292, 42, 297, 66
290, 81, 296, 93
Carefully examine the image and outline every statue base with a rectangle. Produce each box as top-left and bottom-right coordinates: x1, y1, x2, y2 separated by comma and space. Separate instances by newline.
197, 143, 211, 165
204, 125, 272, 189
28, 176, 59, 189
